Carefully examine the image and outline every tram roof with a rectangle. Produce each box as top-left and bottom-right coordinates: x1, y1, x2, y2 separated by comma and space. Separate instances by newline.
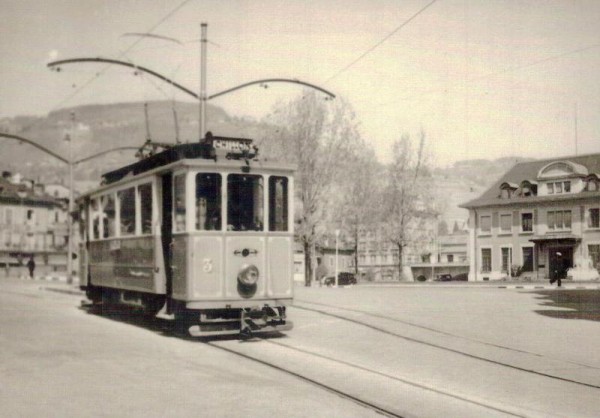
78, 138, 295, 199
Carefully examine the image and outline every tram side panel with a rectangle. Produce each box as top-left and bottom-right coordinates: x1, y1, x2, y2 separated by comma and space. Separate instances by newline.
88, 237, 165, 293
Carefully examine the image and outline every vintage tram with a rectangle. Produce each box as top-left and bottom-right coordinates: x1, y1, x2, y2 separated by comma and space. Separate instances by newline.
77, 134, 294, 337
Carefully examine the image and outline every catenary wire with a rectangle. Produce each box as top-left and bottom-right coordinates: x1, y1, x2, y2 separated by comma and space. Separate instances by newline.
20, 0, 194, 134
324, 0, 439, 84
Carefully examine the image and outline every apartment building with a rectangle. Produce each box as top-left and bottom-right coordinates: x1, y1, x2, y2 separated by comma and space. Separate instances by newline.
461, 154, 600, 281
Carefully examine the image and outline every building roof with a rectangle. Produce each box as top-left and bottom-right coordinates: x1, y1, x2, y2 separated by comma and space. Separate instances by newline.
0, 177, 59, 208
460, 153, 600, 209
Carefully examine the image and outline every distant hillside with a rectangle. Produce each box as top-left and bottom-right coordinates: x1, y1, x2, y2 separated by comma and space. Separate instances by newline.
0, 100, 276, 185
432, 156, 537, 227
0, 101, 538, 225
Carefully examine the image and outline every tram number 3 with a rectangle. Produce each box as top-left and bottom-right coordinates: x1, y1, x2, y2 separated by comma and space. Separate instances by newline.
202, 258, 213, 273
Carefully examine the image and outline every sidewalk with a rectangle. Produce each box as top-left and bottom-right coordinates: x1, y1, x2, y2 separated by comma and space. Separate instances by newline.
355, 280, 600, 290
23, 275, 85, 296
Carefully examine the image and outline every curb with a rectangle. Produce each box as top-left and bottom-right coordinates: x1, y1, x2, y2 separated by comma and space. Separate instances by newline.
498, 285, 600, 290
42, 286, 84, 296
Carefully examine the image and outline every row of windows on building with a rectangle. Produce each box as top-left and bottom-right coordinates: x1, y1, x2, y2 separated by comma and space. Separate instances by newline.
500, 177, 599, 199
479, 208, 600, 234
0, 207, 64, 225
358, 252, 400, 265
480, 245, 600, 274
480, 246, 534, 273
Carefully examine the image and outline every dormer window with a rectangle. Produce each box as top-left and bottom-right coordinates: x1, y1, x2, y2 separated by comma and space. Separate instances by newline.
547, 180, 571, 194
499, 182, 518, 199
584, 174, 599, 192
519, 180, 538, 197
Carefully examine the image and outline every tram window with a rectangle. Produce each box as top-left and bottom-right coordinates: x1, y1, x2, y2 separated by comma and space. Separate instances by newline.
174, 174, 186, 232
227, 174, 264, 231
102, 194, 116, 238
91, 198, 100, 240
196, 173, 221, 231
269, 176, 288, 231
118, 187, 136, 236
138, 183, 153, 235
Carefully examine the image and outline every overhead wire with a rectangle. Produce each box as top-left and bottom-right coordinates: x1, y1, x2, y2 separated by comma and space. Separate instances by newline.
324, 0, 439, 84
369, 41, 600, 109
20, 0, 194, 134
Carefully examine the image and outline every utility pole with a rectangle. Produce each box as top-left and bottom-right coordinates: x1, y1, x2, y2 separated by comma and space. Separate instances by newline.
574, 102, 578, 156
66, 112, 75, 285
199, 22, 208, 141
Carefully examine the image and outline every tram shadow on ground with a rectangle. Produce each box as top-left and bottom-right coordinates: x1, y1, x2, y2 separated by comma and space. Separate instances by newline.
530, 289, 600, 322
79, 303, 286, 342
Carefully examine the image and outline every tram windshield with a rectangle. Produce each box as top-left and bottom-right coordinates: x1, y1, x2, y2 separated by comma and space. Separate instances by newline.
227, 174, 264, 231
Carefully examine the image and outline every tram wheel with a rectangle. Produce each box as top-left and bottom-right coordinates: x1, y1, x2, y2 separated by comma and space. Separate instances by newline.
173, 311, 194, 337
86, 287, 102, 304
142, 295, 165, 316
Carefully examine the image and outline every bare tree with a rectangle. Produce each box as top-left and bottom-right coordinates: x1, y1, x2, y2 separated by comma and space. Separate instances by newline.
382, 129, 434, 279
264, 91, 358, 286
335, 142, 382, 275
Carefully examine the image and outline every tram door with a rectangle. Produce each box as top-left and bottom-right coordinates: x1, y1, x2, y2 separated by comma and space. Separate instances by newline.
160, 173, 174, 309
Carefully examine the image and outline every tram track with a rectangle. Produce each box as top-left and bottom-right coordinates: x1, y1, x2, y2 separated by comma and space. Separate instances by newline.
295, 299, 600, 369
293, 300, 600, 390
205, 337, 527, 418
204, 339, 407, 418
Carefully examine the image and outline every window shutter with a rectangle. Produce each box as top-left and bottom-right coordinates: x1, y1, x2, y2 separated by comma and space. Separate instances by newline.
513, 211, 519, 227
492, 212, 499, 228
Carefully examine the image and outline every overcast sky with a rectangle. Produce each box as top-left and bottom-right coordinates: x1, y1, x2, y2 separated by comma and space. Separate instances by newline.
1, 0, 599, 165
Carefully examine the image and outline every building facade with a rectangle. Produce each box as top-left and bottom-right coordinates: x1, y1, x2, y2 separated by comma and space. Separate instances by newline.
356, 220, 438, 281
0, 172, 70, 276
461, 155, 600, 281
410, 232, 469, 281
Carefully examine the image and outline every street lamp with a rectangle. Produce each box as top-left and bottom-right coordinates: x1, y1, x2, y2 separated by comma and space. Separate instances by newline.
335, 229, 340, 288
65, 112, 75, 284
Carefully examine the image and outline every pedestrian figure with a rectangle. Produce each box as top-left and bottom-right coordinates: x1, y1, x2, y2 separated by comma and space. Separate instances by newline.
550, 252, 563, 287
26, 257, 35, 279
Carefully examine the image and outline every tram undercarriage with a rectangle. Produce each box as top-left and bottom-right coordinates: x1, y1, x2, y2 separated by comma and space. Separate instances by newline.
85, 286, 291, 337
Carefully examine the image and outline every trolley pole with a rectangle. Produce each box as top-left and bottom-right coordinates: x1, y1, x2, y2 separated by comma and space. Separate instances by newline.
199, 22, 208, 141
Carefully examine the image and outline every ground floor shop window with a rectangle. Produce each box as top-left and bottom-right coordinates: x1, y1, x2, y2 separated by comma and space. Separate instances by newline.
522, 247, 533, 271
481, 248, 491, 273
501, 247, 512, 273
589, 245, 600, 271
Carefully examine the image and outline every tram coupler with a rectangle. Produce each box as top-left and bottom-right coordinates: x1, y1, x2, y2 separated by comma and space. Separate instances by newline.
239, 306, 286, 337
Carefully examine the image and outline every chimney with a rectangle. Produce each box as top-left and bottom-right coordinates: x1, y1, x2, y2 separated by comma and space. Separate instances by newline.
33, 183, 45, 196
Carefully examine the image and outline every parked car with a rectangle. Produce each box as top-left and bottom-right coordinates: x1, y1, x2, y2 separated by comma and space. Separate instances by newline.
452, 272, 468, 281
323, 272, 357, 286
434, 274, 453, 282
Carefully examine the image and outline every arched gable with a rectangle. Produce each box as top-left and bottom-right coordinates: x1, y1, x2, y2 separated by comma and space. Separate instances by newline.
537, 161, 588, 180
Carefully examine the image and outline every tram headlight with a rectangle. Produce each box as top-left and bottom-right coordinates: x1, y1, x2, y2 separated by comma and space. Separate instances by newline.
238, 264, 259, 286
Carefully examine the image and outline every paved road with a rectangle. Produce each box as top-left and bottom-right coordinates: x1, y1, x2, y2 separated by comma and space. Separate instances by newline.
0, 278, 372, 418
2, 278, 600, 417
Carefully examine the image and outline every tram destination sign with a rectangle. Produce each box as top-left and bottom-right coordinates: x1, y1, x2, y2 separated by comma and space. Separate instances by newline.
212, 137, 253, 153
